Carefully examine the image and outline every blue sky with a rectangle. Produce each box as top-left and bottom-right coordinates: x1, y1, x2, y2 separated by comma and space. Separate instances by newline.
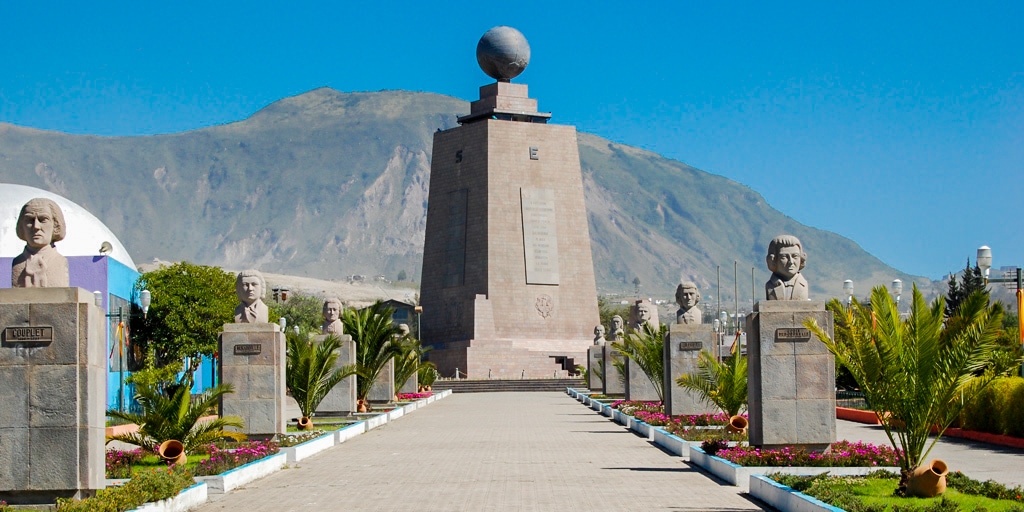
1, 1, 1021, 280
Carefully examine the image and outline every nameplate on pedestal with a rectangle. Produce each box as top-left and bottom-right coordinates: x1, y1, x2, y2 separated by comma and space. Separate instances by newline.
678, 341, 703, 351
775, 328, 811, 342
3, 326, 54, 345
234, 343, 263, 355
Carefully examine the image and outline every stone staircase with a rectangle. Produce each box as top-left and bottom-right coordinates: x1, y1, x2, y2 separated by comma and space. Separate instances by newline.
437, 378, 588, 393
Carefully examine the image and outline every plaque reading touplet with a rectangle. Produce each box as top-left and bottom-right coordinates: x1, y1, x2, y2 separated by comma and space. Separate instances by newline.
521, 188, 560, 285
775, 328, 811, 342
234, 343, 263, 355
678, 341, 703, 351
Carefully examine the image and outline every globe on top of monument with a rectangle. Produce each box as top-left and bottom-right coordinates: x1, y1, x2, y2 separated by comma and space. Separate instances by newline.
476, 26, 531, 82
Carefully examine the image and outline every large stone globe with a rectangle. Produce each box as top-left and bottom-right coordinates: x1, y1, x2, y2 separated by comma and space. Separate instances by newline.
476, 26, 531, 81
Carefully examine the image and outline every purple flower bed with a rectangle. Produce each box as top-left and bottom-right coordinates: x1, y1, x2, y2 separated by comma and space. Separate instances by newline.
106, 448, 145, 478
717, 440, 900, 467
397, 392, 432, 400
193, 440, 280, 476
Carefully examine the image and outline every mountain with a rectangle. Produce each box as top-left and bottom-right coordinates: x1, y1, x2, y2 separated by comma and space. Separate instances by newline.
0, 88, 927, 301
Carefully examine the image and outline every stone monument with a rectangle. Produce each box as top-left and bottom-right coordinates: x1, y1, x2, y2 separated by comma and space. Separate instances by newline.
320, 297, 344, 335
11, 198, 70, 288
746, 235, 835, 450
419, 26, 599, 378
628, 299, 659, 332
675, 281, 702, 324
663, 322, 716, 417
623, 302, 661, 401
233, 269, 269, 323
586, 325, 605, 390
220, 269, 284, 437
368, 358, 395, 403
313, 299, 357, 414
601, 344, 624, 396
0, 288, 105, 504
610, 315, 624, 341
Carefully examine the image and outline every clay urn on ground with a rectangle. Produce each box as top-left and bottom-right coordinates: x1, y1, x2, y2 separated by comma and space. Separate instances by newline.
297, 416, 314, 430
725, 415, 749, 435
158, 439, 187, 466
906, 459, 949, 497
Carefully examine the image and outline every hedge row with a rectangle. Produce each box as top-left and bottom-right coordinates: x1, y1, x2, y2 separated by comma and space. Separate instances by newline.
959, 376, 1024, 438
55, 467, 193, 512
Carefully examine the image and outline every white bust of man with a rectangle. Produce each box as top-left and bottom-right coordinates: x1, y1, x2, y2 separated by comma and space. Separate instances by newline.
765, 235, 810, 301
321, 297, 344, 334
234, 269, 269, 323
12, 198, 70, 288
675, 281, 702, 324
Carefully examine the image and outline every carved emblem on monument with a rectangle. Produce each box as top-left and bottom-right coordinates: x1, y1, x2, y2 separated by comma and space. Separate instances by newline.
535, 294, 554, 318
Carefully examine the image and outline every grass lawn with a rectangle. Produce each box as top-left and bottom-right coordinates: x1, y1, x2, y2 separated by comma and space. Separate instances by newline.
286, 420, 359, 432
129, 453, 211, 474
774, 472, 1024, 512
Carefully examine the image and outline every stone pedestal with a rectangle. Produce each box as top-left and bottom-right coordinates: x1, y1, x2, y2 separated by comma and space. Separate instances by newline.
368, 357, 394, 403
311, 334, 356, 415
0, 288, 105, 505
663, 324, 716, 417
601, 345, 624, 395
419, 81, 599, 379
624, 359, 659, 401
586, 345, 603, 390
219, 323, 286, 437
745, 301, 835, 450
398, 370, 418, 395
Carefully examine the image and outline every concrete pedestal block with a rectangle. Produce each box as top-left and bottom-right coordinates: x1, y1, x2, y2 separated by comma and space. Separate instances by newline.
398, 370, 418, 395
0, 288, 105, 505
624, 358, 659, 401
746, 301, 835, 450
663, 324, 716, 416
586, 346, 603, 390
601, 345, 624, 395
219, 324, 286, 437
368, 357, 394, 403
311, 334, 356, 415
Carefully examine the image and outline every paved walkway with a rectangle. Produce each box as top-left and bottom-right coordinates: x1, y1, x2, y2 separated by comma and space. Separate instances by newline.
197, 392, 767, 511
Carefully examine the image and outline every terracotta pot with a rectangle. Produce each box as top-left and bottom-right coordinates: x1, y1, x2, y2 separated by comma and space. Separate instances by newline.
157, 439, 187, 466
425, 385, 432, 391
725, 415, 749, 435
357, 399, 369, 413
418, 385, 425, 393
297, 416, 314, 430
907, 459, 948, 497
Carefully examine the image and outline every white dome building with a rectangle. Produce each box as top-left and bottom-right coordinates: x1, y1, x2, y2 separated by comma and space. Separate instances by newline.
0, 183, 136, 268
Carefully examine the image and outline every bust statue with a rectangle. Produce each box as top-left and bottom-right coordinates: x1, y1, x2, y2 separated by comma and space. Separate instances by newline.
593, 325, 606, 345
11, 198, 69, 288
675, 281, 702, 324
765, 235, 809, 300
610, 315, 624, 341
233, 270, 269, 323
632, 300, 659, 331
321, 297, 344, 334
397, 323, 411, 337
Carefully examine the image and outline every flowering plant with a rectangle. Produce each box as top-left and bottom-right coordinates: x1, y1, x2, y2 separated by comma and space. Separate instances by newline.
397, 392, 432, 400
193, 440, 279, 476
716, 440, 900, 467
106, 448, 145, 478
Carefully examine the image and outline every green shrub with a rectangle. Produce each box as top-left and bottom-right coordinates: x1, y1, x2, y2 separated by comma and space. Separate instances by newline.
56, 467, 193, 511
960, 377, 1024, 437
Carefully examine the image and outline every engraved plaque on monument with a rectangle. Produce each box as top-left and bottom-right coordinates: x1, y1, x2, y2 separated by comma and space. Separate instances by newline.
663, 323, 716, 416
521, 188, 560, 285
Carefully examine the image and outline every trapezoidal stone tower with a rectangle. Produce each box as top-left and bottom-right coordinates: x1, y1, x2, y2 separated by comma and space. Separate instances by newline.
420, 26, 599, 379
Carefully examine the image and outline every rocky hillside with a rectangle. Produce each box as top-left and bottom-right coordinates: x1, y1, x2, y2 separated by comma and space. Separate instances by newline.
0, 88, 927, 299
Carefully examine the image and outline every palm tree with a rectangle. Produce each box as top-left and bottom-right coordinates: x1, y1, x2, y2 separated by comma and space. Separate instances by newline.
675, 348, 748, 417
393, 335, 430, 394
342, 301, 404, 409
611, 322, 667, 401
106, 381, 245, 454
286, 332, 357, 429
805, 284, 1001, 493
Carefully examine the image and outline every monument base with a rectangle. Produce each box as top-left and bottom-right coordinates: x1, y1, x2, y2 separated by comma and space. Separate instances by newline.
746, 301, 835, 450
663, 324, 716, 416
0, 288, 105, 505
368, 357, 395, 403
311, 334, 355, 415
428, 337, 588, 379
586, 345, 603, 390
602, 345, 625, 395
219, 324, 286, 437
624, 359, 659, 401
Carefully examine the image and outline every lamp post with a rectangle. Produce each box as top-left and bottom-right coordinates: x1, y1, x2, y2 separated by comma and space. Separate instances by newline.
843, 280, 854, 309
976, 246, 1023, 377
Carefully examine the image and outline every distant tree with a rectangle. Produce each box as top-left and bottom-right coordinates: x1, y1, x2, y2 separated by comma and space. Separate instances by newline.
131, 262, 236, 382
946, 259, 987, 318
269, 293, 323, 334
396, 270, 407, 281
